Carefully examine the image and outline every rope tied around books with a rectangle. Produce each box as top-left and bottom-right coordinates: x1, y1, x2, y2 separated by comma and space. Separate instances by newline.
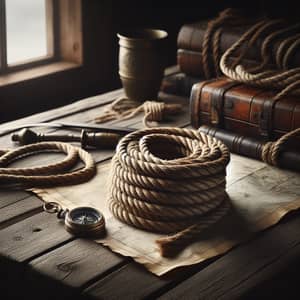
94, 97, 183, 127
0, 142, 96, 188
262, 127, 300, 166
218, 15, 300, 99
109, 127, 231, 256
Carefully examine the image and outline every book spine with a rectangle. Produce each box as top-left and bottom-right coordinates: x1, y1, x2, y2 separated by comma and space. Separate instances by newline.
177, 49, 204, 77
177, 22, 205, 51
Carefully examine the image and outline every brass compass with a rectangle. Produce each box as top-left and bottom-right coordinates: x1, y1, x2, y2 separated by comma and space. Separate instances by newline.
43, 202, 106, 238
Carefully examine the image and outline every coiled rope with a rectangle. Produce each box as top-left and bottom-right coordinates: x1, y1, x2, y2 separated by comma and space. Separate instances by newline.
0, 142, 96, 188
108, 127, 231, 256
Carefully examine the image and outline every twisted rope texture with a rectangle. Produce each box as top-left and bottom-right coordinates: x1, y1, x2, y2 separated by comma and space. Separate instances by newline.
0, 142, 96, 188
108, 127, 231, 256
94, 97, 182, 127
219, 16, 300, 99
262, 127, 300, 166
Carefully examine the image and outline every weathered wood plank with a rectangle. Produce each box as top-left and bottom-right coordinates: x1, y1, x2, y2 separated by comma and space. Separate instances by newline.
0, 195, 43, 229
158, 215, 300, 300
84, 263, 171, 300
0, 212, 74, 262
30, 239, 127, 288
1, 254, 82, 300
0, 190, 29, 209
83, 260, 208, 300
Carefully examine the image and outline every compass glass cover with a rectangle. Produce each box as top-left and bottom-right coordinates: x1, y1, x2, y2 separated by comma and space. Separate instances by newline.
69, 208, 101, 225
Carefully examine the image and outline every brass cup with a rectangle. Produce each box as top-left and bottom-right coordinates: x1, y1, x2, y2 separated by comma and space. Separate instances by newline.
117, 28, 168, 102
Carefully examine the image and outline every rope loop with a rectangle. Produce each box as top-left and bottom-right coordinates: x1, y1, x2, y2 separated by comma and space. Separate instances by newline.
109, 127, 231, 256
0, 142, 96, 188
262, 128, 300, 166
218, 15, 300, 98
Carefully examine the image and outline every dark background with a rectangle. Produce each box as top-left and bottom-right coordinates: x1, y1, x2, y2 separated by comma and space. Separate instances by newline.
0, 0, 298, 123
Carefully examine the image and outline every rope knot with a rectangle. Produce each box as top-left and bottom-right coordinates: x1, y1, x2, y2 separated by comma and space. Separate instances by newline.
143, 101, 164, 123
262, 128, 300, 166
142, 101, 183, 127
95, 97, 183, 128
262, 141, 278, 166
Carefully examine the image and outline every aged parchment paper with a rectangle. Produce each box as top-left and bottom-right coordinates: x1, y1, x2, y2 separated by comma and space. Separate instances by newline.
33, 154, 300, 276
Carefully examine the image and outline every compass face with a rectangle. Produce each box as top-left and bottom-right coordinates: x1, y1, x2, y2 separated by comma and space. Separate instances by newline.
69, 207, 102, 225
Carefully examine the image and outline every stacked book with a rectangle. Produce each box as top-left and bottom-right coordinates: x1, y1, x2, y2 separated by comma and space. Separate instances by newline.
161, 12, 300, 166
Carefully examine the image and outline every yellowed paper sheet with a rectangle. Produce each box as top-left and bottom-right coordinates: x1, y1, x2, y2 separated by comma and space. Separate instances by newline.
33, 154, 300, 276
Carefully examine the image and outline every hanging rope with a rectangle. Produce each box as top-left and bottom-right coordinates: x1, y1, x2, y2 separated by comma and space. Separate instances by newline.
108, 127, 230, 257
218, 16, 300, 99
95, 97, 183, 127
202, 8, 262, 79
262, 127, 300, 166
202, 8, 243, 78
0, 142, 96, 188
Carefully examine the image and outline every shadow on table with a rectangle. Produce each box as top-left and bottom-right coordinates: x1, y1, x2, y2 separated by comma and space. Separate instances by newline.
0, 255, 97, 300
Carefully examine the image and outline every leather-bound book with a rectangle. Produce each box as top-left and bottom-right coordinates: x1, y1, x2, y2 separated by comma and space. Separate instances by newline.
177, 49, 204, 77
190, 77, 300, 144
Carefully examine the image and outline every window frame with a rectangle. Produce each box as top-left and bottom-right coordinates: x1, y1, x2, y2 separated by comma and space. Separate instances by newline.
0, 0, 83, 87
0, 0, 60, 75
0, 0, 116, 123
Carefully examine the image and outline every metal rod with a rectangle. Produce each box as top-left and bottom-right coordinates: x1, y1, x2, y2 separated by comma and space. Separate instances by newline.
0, 122, 136, 137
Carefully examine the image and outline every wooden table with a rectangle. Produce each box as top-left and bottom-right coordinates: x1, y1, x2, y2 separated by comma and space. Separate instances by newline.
1, 84, 300, 300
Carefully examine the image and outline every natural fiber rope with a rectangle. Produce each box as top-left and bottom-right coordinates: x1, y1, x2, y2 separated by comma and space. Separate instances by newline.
94, 97, 182, 127
262, 127, 300, 166
202, 8, 243, 78
108, 127, 230, 256
0, 142, 96, 188
219, 17, 300, 99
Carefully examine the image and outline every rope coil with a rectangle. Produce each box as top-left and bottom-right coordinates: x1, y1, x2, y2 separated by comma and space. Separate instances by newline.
0, 142, 96, 188
108, 127, 231, 256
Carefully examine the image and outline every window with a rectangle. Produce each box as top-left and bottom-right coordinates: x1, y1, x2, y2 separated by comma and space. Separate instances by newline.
0, 0, 57, 74
0, 1, 116, 123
